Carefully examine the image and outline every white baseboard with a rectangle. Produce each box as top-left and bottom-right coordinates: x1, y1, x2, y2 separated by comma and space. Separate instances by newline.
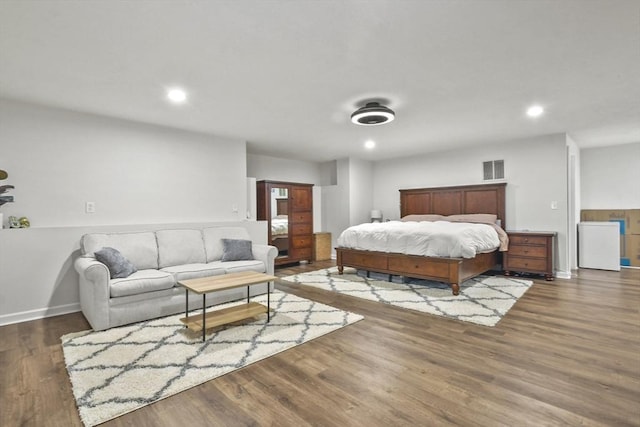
555, 270, 572, 279
0, 303, 81, 327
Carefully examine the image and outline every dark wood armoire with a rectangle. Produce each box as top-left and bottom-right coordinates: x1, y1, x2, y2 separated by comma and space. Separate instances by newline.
257, 180, 314, 266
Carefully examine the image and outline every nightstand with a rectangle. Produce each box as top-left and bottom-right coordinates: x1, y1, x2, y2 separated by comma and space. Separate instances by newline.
312, 232, 332, 261
503, 231, 555, 281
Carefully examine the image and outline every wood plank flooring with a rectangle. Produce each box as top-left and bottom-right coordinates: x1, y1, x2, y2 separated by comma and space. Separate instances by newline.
2, 261, 639, 426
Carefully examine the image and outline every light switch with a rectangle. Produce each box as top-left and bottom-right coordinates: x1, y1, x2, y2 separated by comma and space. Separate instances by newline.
550, 201, 558, 210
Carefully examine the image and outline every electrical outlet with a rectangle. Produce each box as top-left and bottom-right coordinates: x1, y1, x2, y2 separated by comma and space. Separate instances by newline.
85, 201, 96, 213
232, 204, 238, 213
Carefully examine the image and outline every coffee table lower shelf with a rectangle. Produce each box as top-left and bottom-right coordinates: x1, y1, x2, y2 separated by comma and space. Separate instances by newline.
180, 302, 267, 332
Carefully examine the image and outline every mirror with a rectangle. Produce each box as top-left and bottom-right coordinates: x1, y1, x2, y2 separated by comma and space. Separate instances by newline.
270, 187, 289, 259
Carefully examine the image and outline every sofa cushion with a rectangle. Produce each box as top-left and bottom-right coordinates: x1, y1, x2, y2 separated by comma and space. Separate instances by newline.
156, 229, 206, 268
221, 238, 254, 262
203, 227, 251, 262
208, 260, 266, 274
161, 263, 226, 282
110, 269, 175, 298
94, 247, 137, 279
82, 232, 159, 270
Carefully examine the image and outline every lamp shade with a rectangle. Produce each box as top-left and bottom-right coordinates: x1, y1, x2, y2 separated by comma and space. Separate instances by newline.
370, 210, 382, 220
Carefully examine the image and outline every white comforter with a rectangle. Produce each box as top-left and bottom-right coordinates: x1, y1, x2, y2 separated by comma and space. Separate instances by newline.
271, 217, 288, 236
337, 220, 501, 259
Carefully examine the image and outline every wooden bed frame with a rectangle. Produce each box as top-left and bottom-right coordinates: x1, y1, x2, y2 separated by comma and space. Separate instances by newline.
336, 183, 506, 295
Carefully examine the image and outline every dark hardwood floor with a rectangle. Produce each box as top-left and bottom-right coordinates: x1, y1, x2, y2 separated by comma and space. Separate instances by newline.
2, 261, 639, 426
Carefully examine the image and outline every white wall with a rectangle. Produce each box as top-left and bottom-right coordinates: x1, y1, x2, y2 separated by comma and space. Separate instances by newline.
247, 153, 323, 185
247, 152, 325, 232
372, 134, 570, 276
566, 135, 580, 269
0, 99, 258, 325
348, 158, 374, 225
0, 99, 248, 227
312, 187, 322, 232
317, 157, 374, 255
323, 158, 351, 254
246, 177, 257, 220
580, 142, 640, 209
319, 160, 338, 186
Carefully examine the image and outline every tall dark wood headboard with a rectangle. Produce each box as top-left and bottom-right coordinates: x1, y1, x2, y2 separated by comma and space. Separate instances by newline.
399, 183, 507, 229
276, 198, 288, 216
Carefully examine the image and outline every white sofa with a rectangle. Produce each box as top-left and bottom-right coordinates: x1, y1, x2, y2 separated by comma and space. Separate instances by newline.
74, 226, 278, 331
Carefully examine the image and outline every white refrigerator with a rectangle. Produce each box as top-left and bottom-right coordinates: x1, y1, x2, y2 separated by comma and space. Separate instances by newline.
578, 222, 620, 271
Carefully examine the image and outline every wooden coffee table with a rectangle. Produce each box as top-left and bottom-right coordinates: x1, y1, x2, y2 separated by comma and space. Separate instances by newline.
178, 271, 277, 341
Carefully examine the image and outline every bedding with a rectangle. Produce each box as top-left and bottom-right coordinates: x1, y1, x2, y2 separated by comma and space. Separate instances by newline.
400, 214, 445, 222
337, 220, 506, 259
271, 217, 288, 236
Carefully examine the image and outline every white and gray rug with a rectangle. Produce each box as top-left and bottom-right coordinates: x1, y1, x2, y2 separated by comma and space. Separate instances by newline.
61, 290, 363, 427
282, 267, 533, 327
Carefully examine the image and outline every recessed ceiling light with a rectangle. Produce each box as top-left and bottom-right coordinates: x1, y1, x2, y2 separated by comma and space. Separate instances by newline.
167, 88, 187, 104
526, 105, 544, 118
364, 140, 376, 149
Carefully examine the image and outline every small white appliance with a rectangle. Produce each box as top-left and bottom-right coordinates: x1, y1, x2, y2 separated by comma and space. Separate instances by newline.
578, 222, 620, 271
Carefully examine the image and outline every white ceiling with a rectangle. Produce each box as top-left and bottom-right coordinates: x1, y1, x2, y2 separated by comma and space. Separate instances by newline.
1, 0, 639, 162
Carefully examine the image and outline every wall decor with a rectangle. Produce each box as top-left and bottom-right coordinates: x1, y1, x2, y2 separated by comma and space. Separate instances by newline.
8, 216, 20, 228
0, 169, 14, 207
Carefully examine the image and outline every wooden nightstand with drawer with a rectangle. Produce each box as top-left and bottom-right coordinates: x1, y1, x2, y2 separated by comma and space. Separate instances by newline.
503, 231, 556, 281
312, 232, 332, 261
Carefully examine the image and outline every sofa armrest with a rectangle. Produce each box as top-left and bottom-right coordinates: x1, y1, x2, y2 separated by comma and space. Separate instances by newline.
75, 256, 109, 282
74, 256, 111, 331
252, 244, 278, 275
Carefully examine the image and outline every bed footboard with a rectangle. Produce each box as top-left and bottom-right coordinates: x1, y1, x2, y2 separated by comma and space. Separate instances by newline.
336, 247, 497, 296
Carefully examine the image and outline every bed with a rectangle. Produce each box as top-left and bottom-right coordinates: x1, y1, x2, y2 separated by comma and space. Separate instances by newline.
271, 215, 289, 252
335, 183, 507, 295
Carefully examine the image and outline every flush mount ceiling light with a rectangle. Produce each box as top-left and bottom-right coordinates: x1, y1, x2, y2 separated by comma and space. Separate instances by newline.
351, 102, 395, 126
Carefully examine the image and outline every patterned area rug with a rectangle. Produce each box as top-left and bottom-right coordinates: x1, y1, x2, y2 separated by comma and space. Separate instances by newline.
61, 290, 362, 427
282, 267, 533, 327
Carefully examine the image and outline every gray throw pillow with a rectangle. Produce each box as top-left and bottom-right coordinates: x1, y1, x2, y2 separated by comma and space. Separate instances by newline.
221, 238, 254, 262
94, 247, 137, 279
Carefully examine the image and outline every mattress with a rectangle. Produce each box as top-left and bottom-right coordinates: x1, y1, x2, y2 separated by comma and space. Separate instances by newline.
337, 220, 501, 259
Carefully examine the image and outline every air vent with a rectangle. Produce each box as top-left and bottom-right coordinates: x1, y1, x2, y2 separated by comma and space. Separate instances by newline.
483, 160, 505, 181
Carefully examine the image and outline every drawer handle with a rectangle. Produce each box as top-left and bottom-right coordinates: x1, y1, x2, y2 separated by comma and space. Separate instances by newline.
523, 238, 529, 243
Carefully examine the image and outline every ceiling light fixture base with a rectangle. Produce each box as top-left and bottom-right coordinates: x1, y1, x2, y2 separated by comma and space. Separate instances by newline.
351, 102, 395, 126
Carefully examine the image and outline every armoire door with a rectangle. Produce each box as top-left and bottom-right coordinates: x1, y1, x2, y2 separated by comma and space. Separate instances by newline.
289, 184, 313, 261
